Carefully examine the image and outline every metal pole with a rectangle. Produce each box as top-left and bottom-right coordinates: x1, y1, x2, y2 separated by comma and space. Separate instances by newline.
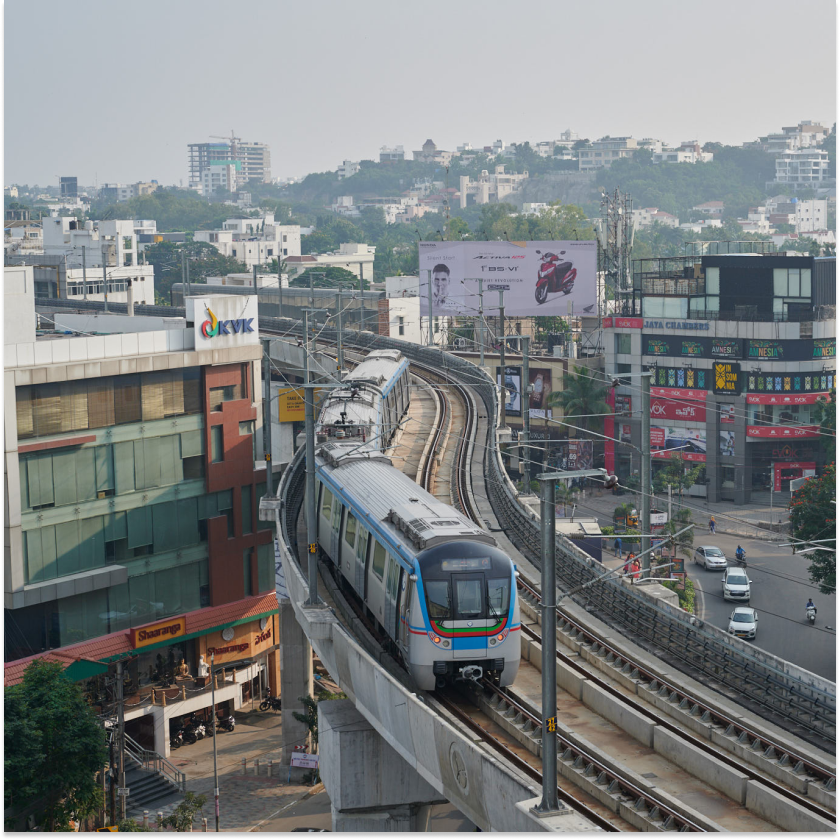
522, 337, 531, 492
359, 274, 365, 331
181, 248, 186, 302
305, 384, 318, 606
186, 251, 191, 297
263, 339, 273, 485
212, 651, 219, 832
478, 278, 484, 369
303, 310, 310, 385
499, 294, 506, 424
537, 477, 559, 813
102, 247, 109, 313
109, 730, 116, 825
277, 257, 283, 319
336, 288, 344, 378
82, 245, 87, 301
668, 483, 672, 523
427, 269, 433, 346
770, 484, 774, 525
641, 372, 652, 579
116, 660, 125, 821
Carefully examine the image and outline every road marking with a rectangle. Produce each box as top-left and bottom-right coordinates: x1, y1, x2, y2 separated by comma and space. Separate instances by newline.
248, 785, 326, 832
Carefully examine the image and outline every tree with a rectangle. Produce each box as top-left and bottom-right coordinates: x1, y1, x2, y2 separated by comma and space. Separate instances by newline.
555, 482, 578, 516
160, 793, 207, 832
663, 507, 695, 559
291, 266, 366, 289
4, 660, 107, 830
652, 455, 704, 503
789, 464, 836, 594
813, 388, 835, 461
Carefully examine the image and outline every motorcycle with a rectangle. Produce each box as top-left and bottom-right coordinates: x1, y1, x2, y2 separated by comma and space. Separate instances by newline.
259, 696, 282, 712
169, 729, 184, 750
219, 715, 236, 733
182, 726, 197, 745
807, 606, 817, 624
535, 250, 576, 305
187, 722, 206, 741
735, 549, 747, 566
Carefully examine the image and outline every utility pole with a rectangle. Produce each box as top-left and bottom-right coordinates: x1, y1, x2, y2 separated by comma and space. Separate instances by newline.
499, 292, 506, 424
82, 245, 88, 301
211, 651, 219, 832
277, 257, 283, 319
478, 278, 484, 369
359, 274, 365, 332
109, 730, 116, 826
427, 269, 434, 347
186, 250, 191, 297
181, 248, 186, 301
522, 336, 531, 492
116, 660, 126, 821
263, 339, 273, 486
336, 288, 344, 379
102, 247, 109, 313
535, 476, 559, 815
640, 371, 652, 579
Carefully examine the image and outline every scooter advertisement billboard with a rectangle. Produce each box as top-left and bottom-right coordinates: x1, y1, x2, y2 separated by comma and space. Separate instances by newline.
419, 240, 597, 316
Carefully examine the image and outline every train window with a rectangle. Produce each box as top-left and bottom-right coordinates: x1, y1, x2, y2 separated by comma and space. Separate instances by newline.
356, 528, 369, 562
425, 580, 451, 620
321, 488, 333, 519
455, 578, 483, 619
345, 513, 358, 549
331, 500, 342, 533
372, 542, 387, 579
488, 578, 510, 616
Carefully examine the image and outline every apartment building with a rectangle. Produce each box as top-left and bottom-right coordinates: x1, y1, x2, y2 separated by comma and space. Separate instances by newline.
3, 277, 277, 756
284, 242, 376, 283
652, 141, 713, 164
459, 165, 528, 208
99, 182, 160, 203
193, 213, 301, 269
774, 148, 830, 186
337, 160, 361, 180
578, 137, 638, 170
188, 139, 271, 192
379, 146, 405, 163
631, 207, 680, 229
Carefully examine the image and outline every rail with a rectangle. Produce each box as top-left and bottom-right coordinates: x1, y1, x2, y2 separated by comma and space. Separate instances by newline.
124, 731, 186, 792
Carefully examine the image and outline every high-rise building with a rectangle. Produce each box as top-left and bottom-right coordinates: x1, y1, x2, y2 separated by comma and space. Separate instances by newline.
4, 280, 278, 757
59, 176, 78, 197
188, 138, 271, 193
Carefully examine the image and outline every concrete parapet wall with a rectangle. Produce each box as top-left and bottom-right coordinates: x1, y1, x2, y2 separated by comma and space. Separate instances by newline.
522, 639, 586, 700
580, 681, 655, 748
745, 780, 835, 832
653, 727, 749, 804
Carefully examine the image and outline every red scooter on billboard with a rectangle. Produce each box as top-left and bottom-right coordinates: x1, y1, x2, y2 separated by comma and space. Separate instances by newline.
535, 250, 576, 305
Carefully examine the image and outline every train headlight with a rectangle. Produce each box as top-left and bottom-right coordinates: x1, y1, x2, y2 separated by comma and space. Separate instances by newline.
489, 638, 497, 646
442, 640, 450, 648
433, 636, 441, 644
497, 633, 505, 641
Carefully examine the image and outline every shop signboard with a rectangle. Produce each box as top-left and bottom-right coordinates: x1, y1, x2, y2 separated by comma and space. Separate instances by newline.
204, 617, 276, 664
614, 395, 632, 416
620, 423, 632, 443
747, 372, 835, 394
720, 404, 735, 423
746, 426, 820, 439
773, 461, 816, 492
748, 340, 784, 360
497, 366, 522, 415
528, 368, 552, 412
652, 386, 708, 401
711, 338, 743, 359
713, 361, 741, 395
651, 426, 706, 462
548, 440, 593, 471
720, 430, 735, 456
813, 338, 836, 359
746, 393, 830, 405
130, 616, 186, 650
419, 240, 597, 316
650, 396, 706, 423
653, 366, 708, 391
277, 386, 323, 422
290, 752, 320, 769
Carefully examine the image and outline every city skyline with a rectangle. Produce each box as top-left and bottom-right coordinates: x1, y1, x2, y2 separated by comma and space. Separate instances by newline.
5, 0, 836, 187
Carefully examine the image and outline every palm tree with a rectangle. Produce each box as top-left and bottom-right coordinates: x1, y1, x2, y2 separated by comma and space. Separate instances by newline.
556, 482, 578, 516
555, 366, 611, 469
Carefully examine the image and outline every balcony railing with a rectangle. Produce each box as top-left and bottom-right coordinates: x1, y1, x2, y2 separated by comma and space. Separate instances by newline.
642, 278, 705, 296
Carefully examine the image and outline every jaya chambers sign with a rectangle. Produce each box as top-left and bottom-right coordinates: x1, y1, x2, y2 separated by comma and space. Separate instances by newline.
419, 240, 597, 317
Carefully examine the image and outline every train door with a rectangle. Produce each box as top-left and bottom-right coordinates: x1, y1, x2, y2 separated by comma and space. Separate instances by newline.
355, 528, 369, 596
452, 574, 489, 660
384, 556, 400, 639
340, 512, 358, 579
330, 499, 343, 561
397, 569, 412, 654
368, 540, 388, 625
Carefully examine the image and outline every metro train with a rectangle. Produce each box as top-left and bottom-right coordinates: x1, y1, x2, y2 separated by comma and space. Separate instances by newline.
313, 441, 521, 690
316, 349, 410, 450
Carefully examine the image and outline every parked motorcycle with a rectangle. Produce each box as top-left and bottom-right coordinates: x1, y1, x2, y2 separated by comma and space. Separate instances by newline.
807, 606, 817, 624
259, 696, 282, 712
535, 250, 576, 305
170, 729, 184, 750
219, 715, 236, 733
182, 726, 197, 745
186, 722, 205, 741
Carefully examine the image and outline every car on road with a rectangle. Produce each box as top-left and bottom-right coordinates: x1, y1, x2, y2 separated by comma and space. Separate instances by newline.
695, 545, 727, 570
728, 607, 758, 639
721, 567, 751, 601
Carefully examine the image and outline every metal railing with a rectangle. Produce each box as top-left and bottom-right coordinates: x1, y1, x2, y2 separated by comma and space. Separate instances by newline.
124, 731, 186, 792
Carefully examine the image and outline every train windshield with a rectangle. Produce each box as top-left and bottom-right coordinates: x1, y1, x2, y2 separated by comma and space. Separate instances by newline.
487, 578, 510, 616
423, 575, 511, 622
455, 578, 483, 618
425, 580, 452, 620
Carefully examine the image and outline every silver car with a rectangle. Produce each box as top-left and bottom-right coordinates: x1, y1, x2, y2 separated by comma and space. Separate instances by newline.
728, 607, 758, 640
695, 545, 726, 570
722, 567, 751, 601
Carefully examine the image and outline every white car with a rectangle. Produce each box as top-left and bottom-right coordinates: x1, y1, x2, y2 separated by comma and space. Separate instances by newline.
722, 567, 751, 601
728, 607, 758, 640
695, 545, 727, 570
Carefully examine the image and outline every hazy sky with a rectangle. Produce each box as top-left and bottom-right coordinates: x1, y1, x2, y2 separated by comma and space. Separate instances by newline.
5, 0, 836, 187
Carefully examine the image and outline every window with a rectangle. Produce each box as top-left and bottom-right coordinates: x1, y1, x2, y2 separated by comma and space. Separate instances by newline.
616, 333, 631, 355
331, 498, 342, 533
372, 542, 387, 579
241, 486, 253, 535
455, 578, 483, 618
210, 426, 223, 463
243, 548, 254, 596
398, 317, 405, 336
209, 384, 240, 411
321, 487, 333, 519
487, 578, 510, 617
425, 580, 451, 620
123, 237, 132, 251
356, 527, 368, 564
345, 513, 358, 549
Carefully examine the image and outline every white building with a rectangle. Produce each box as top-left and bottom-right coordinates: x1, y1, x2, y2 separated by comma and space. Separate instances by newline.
652, 141, 713, 164
631, 207, 680, 229
194, 213, 301, 269
383, 276, 450, 345
578, 137, 639, 170
774, 148, 830, 186
285, 243, 376, 284
459, 165, 528, 208
204, 272, 288, 290
379, 145, 405, 163
795, 199, 828, 233
337, 160, 361, 180
200, 162, 239, 196
4, 220, 43, 257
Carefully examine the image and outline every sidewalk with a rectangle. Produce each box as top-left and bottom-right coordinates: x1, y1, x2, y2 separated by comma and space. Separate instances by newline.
576, 488, 791, 541
128, 708, 319, 832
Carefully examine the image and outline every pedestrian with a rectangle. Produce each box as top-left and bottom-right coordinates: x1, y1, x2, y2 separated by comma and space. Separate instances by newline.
709, 515, 716, 534
614, 536, 622, 557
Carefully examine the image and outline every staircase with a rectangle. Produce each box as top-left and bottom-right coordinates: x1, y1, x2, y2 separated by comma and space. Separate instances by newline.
119, 732, 187, 816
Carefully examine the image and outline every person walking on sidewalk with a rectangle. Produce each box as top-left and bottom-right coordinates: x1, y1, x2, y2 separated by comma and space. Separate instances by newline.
614, 536, 623, 557
709, 515, 716, 534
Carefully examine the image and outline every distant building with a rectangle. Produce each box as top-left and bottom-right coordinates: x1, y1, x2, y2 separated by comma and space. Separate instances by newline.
99, 181, 160, 203
578, 137, 638, 170
188, 137, 271, 192
59, 176, 77, 198
285, 243, 376, 284
4, 220, 43, 256
459, 165, 528, 208
379, 145, 405, 164
652, 141, 713, 164
774, 148, 830, 187
194, 213, 301, 269
5, 185, 19, 198
692, 201, 725, 215
631, 207, 679, 229
412, 139, 454, 166
337, 160, 361, 180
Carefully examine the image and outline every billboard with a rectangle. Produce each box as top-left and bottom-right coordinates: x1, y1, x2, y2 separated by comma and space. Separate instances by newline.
548, 440, 593, 472
720, 430, 735, 456
419, 240, 596, 316
528, 368, 553, 412
651, 426, 706, 462
497, 366, 522, 415
650, 396, 706, 423
276, 386, 323, 422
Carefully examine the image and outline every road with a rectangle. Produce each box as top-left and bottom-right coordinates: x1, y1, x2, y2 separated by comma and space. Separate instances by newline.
687, 529, 836, 681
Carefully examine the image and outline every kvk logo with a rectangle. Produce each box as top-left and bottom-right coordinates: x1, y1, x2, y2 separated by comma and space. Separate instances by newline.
201, 308, 254, 339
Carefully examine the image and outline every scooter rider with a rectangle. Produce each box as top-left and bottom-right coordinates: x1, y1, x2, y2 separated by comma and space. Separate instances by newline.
807, 598, 817, 615
735, 545, 745, 561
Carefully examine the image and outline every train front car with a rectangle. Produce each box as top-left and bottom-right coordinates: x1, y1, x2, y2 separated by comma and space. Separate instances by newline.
410, 541, 520, 690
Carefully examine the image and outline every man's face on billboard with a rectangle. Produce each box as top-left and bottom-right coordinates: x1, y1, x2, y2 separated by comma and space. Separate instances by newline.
433, 271, 449, 300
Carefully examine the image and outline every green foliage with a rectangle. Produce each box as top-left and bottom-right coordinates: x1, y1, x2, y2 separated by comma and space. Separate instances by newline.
291, 266, 366, 289
4, 660, 107, 830
613, 503, 635, 524
662, 576, 695, 613
161, 793, 207, 832
291, 691, 347, 748
556, 366, 610, 436
653, 456, 704, 499
555, 482, 578, 515
142, 240, 247, 301
118, 818, 152, 831
663, 507, 695, 558
813, 388, 835, 461
789, 463, 836, 595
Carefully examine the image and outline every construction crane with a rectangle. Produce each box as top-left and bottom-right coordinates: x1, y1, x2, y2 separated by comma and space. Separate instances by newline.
209, 131, 240, 160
